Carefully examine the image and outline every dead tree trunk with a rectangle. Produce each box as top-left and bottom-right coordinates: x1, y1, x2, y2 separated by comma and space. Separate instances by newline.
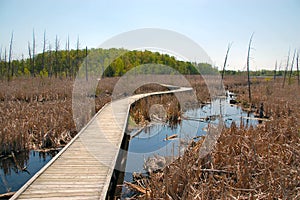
55, 35, 59, 78
4, 48, 7, 81
75, 36, 80, 78
66, 36, 71, 78
288, 49, 296, 85
221, 43, 232, 81
42, 30, 46, 74
0, 47, 2, 78
8, 32, 13, 81
282, 49, 290, 88
247, 33, 254, 103
273, 61, 277, 80
85, 46, 88, 81
297, 52, 299, 86
32, 30, 36, 77
28, 42, 32, 75
48, 44, 52, 78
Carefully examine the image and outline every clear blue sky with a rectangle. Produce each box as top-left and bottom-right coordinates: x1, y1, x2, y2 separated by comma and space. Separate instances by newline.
0, 0, 299, 70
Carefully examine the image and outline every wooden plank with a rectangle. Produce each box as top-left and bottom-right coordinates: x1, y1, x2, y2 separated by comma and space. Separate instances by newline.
12, 85, 192, 200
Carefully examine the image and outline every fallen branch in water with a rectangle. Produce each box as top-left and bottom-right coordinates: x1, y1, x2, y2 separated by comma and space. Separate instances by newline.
0, 191, 15, 199
124, 181, 150, 195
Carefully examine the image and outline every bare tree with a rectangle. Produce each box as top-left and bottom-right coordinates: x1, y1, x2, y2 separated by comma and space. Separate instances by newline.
48, 43, 52, 78
8, 32, 13, 81
282, 49, 290, 88
4, 48, 7, 80
42, 30, 47, 74
288, 49, 296, 85
297, 51, 299, 86
273, 60, 277, 80
66, 35, 71, 78
85, 46, 88, 81
55, 35, 60, 78
75, 36, 80, 77
32, 30, 36, 77
221, 42, 232, 81
0, 46, 2, 78
28, 42, 32, 76
246, 33, 254, 103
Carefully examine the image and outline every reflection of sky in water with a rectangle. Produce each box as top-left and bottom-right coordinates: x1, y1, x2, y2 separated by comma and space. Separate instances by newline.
124, 96, 258, 182
0, 150, 58, 194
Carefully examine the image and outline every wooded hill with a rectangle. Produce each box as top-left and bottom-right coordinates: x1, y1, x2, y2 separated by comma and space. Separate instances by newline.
0, 48, 218, 80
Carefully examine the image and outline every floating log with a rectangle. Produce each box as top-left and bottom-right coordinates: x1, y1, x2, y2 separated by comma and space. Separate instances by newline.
242, 116, 270, 121
124, 181, 148, 194
164, 134, 178, 141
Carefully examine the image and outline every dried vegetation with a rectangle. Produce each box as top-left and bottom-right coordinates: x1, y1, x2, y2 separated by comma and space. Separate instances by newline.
141, 76, 300, 199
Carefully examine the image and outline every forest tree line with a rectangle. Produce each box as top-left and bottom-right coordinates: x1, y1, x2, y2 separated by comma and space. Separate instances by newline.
0, 45, 219, 80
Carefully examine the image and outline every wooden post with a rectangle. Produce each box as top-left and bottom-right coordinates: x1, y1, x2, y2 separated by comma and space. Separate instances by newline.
247, 33, 254, 103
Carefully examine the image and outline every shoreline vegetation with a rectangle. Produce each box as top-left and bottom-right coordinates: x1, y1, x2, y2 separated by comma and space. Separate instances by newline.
125, 77, 300, 199
0, 75, 299, 198
0, 47, 299, 198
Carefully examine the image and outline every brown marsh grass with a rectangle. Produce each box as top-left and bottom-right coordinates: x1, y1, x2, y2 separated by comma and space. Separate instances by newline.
144, 76, 300, 199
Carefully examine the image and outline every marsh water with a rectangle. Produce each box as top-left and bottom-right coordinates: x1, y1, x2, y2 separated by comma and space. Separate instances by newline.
0, 150, 59, 195
117, 93, 258, 198
0, 92, 258, 197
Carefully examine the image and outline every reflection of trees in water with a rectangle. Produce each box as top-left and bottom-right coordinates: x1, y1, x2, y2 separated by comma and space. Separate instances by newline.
0, 151, 30, 175
0, 150, 58, 176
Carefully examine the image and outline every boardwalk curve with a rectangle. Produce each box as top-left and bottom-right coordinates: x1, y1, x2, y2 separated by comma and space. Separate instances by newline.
11, 85, 192, 200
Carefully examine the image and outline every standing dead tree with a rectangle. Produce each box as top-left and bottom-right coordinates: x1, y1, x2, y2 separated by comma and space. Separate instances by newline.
42, 30, 47, 75
0, 46, 2, 78
8, 32, 13, 81
55, 35, 60, 78
48, 43, 52, 78
282, 49, 290, 88
66, 36, 71, 78
85, 46, 88, 81
32, 30, 36, 77
221, 42, 232, 81
247, 33, 254, 103
288, 49, 296, 85
4, 48, 7, 81
28, 42, 32, 76
75, 36, 80, 78
297, 51, 299, 86
273, 60, 277, 80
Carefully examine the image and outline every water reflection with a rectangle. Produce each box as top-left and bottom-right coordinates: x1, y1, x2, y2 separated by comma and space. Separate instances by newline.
117, 94, 258, 199
0, 150, 59, 194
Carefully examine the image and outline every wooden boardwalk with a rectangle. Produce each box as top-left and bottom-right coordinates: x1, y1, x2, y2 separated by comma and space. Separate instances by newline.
11, 85, 192, 200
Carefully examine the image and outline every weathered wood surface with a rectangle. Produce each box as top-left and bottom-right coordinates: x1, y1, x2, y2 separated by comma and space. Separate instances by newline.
11, 85, 192, 200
